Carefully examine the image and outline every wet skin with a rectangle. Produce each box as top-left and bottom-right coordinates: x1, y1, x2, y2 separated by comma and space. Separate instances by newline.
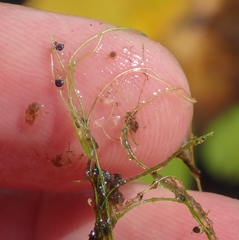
0, 3, 239, 240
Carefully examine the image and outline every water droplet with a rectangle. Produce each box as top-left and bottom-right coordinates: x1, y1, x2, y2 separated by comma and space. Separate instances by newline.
132, 60, 139, 67
133, 68, 141, 72
123, 47, 128, 53
131, 146, 137, 152
112, 115, 121, 126
94, 117, 105, 128
104, 98, 114, 104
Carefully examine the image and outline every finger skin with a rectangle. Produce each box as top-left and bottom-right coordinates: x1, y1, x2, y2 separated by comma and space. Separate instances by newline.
0, 185, 238, 240
0, 4, 238, 240
115, 184, 239, 240
0, 3, 193, 192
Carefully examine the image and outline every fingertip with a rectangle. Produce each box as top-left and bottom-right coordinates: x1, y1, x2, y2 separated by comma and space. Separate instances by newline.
0, 4, 193, 191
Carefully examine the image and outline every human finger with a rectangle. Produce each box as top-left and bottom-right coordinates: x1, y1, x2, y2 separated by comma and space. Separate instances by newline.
0, 3, 193, 192
0, 183, 238, 240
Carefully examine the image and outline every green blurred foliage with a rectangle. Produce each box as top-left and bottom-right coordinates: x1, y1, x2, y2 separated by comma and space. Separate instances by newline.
139, 157, 194, 189
201, 105, 239, 185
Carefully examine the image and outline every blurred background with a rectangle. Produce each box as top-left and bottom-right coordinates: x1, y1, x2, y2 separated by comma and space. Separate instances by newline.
3, 0, 239, 198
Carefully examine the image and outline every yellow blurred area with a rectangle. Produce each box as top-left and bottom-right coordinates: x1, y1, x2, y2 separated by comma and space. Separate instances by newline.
24, 0, 192, 40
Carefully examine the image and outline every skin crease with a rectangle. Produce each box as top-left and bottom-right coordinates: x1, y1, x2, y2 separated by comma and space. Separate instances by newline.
0, 3, 239, 240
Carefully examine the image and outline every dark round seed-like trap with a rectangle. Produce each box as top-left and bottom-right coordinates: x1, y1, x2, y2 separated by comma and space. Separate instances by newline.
193, 226, 201, 233
54, 42, 64, 51
55, 79, 64, 87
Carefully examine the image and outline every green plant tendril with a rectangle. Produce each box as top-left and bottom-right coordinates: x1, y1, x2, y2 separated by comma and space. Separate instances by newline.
50, 27, 217, 240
